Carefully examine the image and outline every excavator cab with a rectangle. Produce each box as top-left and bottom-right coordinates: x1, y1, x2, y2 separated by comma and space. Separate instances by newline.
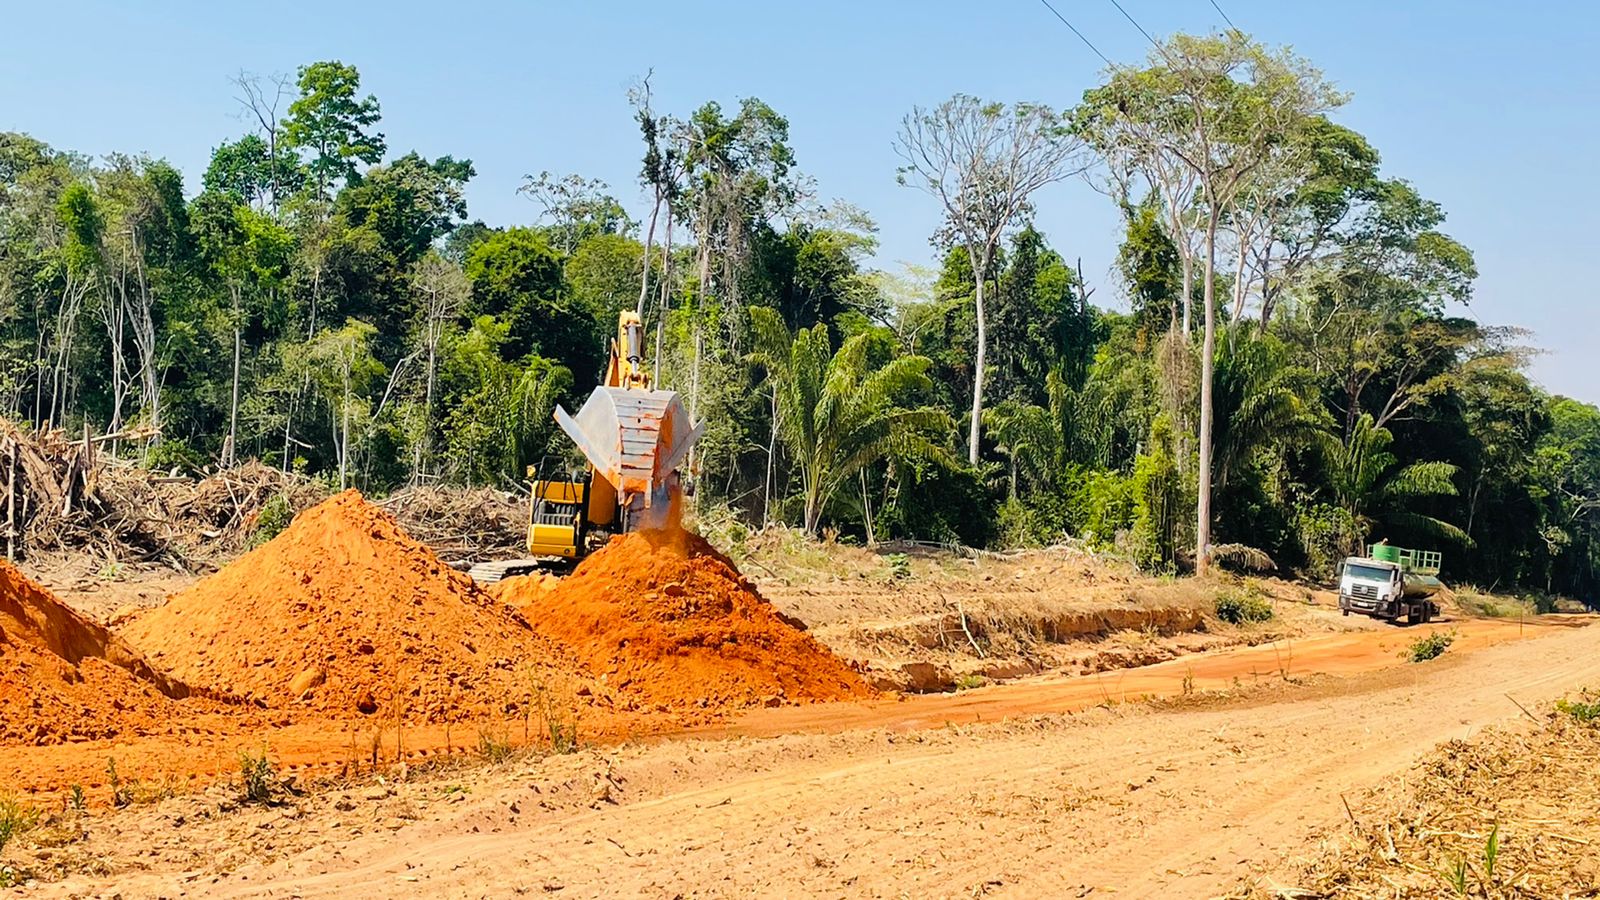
524, 477, 589, 560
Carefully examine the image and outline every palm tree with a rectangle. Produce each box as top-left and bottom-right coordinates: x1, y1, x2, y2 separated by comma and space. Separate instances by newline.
748, 307, 954, 535
1330, 413, 1468, 551
982, 367, 1078, 498
1211, 325, 1332, 490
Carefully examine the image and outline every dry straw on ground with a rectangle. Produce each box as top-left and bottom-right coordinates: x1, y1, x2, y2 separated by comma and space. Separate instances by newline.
1242, 694, 1600, 899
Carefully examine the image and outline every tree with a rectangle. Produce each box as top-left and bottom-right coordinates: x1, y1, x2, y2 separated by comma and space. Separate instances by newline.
463, 227, 601, 379
518, 171, 631, 255
410, 251, 468, 478
193, 193, 293, 465
335, 152, 475, 267
748, 306, 953, 535
439, 316, 571, 486
1081, 31, 1343, 573
303, 318, 383, 488
1210, 325, 1327, 491
48, 182, 101, 426
896, 95, 1085, 465
1329, 413, 1466, 551
228, 70, 298, 214
203, 135, 304, 211
284, 61, 385, 197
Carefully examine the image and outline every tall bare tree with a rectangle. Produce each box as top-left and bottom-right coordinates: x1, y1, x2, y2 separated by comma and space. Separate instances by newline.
1084, 32, 1342, 573
896, 95, 1086, 465
230, 71, 295, 214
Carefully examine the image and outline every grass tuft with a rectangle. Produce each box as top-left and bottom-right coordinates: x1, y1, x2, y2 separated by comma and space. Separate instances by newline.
238, 746, 277, 804
1403, 630, 1456, 663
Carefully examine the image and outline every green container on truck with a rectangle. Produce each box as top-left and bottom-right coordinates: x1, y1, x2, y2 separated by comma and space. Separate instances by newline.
1338, 544, 1443, 624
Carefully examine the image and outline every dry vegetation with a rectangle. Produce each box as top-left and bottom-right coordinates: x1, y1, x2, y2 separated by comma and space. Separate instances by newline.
702, 524, 1370, 692
1240, 691, 1600, 899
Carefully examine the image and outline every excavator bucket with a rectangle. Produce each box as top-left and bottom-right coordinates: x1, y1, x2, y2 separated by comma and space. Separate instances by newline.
554, 387, 702, 514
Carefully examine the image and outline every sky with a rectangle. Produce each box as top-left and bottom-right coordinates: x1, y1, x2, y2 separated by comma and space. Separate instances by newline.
2, 0, 1596, 402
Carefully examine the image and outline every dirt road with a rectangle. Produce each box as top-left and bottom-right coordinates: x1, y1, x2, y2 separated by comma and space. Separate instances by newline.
28, 615, 1598, 900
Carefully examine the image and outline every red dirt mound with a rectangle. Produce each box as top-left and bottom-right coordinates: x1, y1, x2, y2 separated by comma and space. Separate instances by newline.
488, 571, 558, 611
122, 490, 580, 723
530, 528, 869, 717
0, 560, 182, 745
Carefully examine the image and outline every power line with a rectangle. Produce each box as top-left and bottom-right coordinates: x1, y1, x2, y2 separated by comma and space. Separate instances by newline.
1105, 0, 1160, 49
1036, 0, 1114, 67
1207, 0, 1239, 31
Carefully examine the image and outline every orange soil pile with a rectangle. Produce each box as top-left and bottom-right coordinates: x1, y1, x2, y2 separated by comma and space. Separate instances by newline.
488, 571, 559, 611
0, 560, 183, 745
530, 528, 869, 717
122, 490, 580, 724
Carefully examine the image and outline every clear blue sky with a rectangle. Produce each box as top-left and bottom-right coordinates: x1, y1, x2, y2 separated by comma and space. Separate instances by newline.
3, 0, 1595, 402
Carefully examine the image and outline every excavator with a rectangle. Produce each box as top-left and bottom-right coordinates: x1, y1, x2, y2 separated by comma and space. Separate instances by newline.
468, 311, 701, 584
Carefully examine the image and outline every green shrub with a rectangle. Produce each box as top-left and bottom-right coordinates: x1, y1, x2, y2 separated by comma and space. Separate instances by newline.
1556, 691, 1600, 723
0, 793, 38, 855
1214, 589, 1274, 625
476, 726, 514, 763
1129, 416, 1181, 570
885, 553, 911, 581
142, 438, 205, 475
1294, 502, 1357, 583
250, 494, 294, 548
1075, 468, 1136, 549
238, 746, 277, 804
1403, 630, 1456, 663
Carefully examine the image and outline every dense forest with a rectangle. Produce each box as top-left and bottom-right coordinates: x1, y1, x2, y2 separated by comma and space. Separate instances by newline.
1, 32, 1597, 601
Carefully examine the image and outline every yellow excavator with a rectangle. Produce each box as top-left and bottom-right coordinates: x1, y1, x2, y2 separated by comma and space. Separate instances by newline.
468, 311, 701, 583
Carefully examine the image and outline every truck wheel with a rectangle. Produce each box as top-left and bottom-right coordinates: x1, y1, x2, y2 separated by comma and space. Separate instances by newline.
1405, 606, 1421, 626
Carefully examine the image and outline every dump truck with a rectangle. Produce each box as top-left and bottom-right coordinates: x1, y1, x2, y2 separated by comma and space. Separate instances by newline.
468, 311, 701, 583
1337, 543, 1443, 624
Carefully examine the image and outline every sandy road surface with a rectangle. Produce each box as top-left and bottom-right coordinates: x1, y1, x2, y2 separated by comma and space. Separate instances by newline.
28, 616, 1599, 900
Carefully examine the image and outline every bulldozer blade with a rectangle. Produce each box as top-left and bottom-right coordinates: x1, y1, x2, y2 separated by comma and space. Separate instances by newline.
553, 387, 698, 502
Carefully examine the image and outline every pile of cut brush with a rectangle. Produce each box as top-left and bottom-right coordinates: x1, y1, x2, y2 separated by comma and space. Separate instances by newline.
1239, 698, 1600, 899
0, 420, 150, 562
378, 485, 526, 565
0, 419, 528, 571
0, 420, 329, 568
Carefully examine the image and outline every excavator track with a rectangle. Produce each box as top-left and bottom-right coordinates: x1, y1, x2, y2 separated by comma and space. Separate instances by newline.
467, 558, 555, 585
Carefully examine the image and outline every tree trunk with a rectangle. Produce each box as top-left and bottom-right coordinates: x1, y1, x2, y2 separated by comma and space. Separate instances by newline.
339, 368, 351, 490
1257, 244, 1276, 329
1228, 243, 1250, 328
226, 284, 242, 467
654, 208, 674, 386
227, 325, 241, 466
763, 380, 777, 529
1195, 219, 1220, 575
418, 334, 438, 481
860, 467, 876, 546
967, 245, 990, 466
1180, 248, 1194, 336
635, 188, 660, 319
